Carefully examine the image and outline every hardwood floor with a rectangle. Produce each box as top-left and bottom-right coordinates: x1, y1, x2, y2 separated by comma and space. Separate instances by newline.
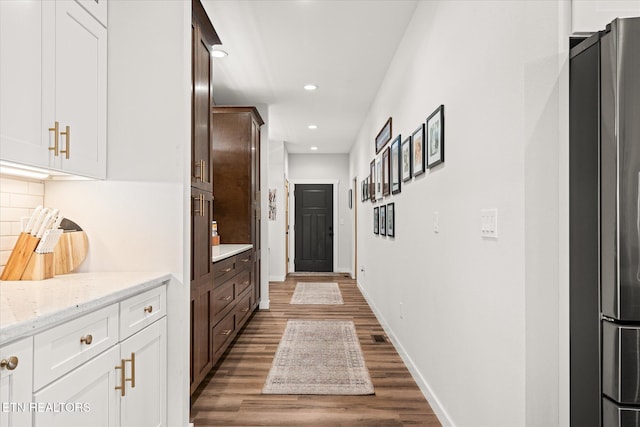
191, 275, 441, 426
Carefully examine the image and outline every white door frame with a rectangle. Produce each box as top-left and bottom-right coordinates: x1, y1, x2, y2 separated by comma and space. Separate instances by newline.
288, 179, 339, 273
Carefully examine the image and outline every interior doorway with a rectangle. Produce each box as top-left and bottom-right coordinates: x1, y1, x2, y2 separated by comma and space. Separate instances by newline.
293, 184, 334, 272
285, 179, 290, 275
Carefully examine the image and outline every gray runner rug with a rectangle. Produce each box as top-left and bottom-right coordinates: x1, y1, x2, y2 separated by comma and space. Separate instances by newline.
290, 282, 344, 305
262, 320, 375, 395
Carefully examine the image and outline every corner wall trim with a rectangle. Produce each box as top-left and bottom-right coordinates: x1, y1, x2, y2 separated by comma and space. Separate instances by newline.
356, 279, 455, 427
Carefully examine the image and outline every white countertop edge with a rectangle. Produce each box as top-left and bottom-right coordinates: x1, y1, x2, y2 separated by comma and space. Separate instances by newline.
0, 272, 172, 345
212, 244, 253, 262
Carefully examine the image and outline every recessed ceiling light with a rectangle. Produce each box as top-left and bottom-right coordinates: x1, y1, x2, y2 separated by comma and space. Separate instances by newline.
308, 124, 318, 130
211, 46, 228, 58
310, 146, 319, 151
304, 84, 318, 91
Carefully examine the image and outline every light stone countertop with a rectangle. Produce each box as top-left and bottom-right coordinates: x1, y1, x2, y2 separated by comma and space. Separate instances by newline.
212, 244, 253, 262
0, 272, 171, 344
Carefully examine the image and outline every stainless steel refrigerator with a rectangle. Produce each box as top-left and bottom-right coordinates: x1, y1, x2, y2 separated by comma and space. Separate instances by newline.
570, 16, 640, 427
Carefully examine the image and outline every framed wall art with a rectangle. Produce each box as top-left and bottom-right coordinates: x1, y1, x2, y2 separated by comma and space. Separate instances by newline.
412, 123, 425, 176
375, 155, 383, 200
390, 135, 401, 194
375, 117, 392, 153
387, 202, 395, 237
382, 147, 390, 196
380, 205, 387, 236
374, 207, 379, 234
401, 135, 412, 182
427, 105, 444, 168
369, 160, 376, 202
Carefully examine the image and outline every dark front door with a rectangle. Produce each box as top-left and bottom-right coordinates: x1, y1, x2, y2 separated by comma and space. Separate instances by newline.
294, 184, 333, 272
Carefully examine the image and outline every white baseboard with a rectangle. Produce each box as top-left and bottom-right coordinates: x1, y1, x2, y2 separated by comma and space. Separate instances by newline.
269, 274, 286, 282
356, 280, 455, 427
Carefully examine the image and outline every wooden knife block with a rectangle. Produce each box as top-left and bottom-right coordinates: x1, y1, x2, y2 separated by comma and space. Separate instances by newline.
22, 253, 54, 280
0, 232, 40, 280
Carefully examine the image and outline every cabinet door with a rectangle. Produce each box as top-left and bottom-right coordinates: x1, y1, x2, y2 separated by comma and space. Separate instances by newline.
34, 345, 119, 427
53, 0, 107, 178
0, 0, 53, 169
191, 286, 212, 394
120, 318, 167, 427
191, 23, 214, 192
0, 338, 33, 427
75, 0, 108, 27
191, 188, 213, 288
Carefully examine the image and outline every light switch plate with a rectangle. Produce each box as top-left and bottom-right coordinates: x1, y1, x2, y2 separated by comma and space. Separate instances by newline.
481, 209, 498, 239
433, 211, 439, 233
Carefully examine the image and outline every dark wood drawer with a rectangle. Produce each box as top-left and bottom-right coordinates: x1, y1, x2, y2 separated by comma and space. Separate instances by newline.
212, 279, 235, 324
213, 256, 235, 282
235, 269, 251, 296
212, 314, 235, 356
235, 250, 252, 272
235, 292, 252, 328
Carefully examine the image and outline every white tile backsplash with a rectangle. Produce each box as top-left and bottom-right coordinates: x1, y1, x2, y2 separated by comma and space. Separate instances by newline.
0, 176, 45, 272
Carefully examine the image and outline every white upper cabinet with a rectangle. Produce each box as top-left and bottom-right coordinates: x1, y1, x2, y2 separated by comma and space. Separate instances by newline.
52, 0, 107, 178
0, 0, 107, 179
572, 0, 640, 34
0, 1, 52, 168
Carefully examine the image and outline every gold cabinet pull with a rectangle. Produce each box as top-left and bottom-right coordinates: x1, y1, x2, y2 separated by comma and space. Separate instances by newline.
201, 194, 205, 217
0, 356, 18, 371
193, 194, 204, 216
144, 305, 153, 314
219, 295, 232, 302
242, 281, 249, 286
220, 329, 232, 336
115, 359, 126, 396
200, 160, 207, 183
48, 121, 59, 156
241, 308, 249, 313
60, 125, 70, 159
80, 334, 93, 345
222, 267, 232, 273
124, 352, 135, 388
240, 258, 249, 263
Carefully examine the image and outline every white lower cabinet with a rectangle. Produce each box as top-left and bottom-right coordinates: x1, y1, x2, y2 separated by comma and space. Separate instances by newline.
0, 337, 33, 427
28, 284, 167, 427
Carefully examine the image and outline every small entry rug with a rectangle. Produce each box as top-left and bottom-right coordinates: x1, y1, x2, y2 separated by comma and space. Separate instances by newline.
262, 320, 375, 395
290, 282, 344, 305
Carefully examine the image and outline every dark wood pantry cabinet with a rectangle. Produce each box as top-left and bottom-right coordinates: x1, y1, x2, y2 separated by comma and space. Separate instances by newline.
190, 0, 219, 395
212, 106, 264, 309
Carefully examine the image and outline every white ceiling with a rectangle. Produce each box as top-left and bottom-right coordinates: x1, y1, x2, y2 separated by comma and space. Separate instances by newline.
202, 0, 418, 154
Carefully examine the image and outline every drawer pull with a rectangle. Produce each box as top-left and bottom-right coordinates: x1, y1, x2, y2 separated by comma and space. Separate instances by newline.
125, 352, 136, 388
48, 121, 59, 156
242, 281, 250, 286
115, 359, 126, 397
241, 308, 249, 313
144, 305, 153, 314
240, 258, 249, 263
222, 267, 232, 273
0, 356, 19, 371
219, 296, 232, 302
221, 329, 232, 336
80, 334, 93, 345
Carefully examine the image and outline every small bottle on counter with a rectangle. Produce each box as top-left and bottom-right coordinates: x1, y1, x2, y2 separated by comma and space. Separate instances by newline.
211, 221, 220, 246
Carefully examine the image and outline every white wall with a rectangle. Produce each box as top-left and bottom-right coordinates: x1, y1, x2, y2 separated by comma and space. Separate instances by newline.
571, 0, 640, 34
350, 1, 570, 426
268, 140, 287, 281
288, 153, 352, 274
44, 2, 192, 426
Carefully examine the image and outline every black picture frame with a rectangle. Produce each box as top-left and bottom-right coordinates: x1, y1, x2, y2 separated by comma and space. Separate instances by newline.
401, 135, 412, 182
426, 105, 445, 168
390, 135, 402, 194
374, 207, 379, 234
382, 147, 390, 196
375, 117, 392, 153
412, 123, 426, 176
380, 205, 387, 236
387, 202, 395, 237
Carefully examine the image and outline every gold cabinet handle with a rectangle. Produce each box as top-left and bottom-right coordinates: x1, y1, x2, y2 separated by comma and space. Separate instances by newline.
240, 258, 249, 263
60, 125, 70, 159
242, 281, 249, 286
80, 334, 93, 345
222, 267, 232, 273
201, 194, 205, 217
219, 295, 232, 302
241, 308, 249, 313
193, 194, 205, 216
220, 329, 232, 336
200, 160, 207, 183
48, 121, 59, 156
115, 359, 126, 396
144, 305, 153, 314
0, 356, 19, 370
124, 352, 135, 388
